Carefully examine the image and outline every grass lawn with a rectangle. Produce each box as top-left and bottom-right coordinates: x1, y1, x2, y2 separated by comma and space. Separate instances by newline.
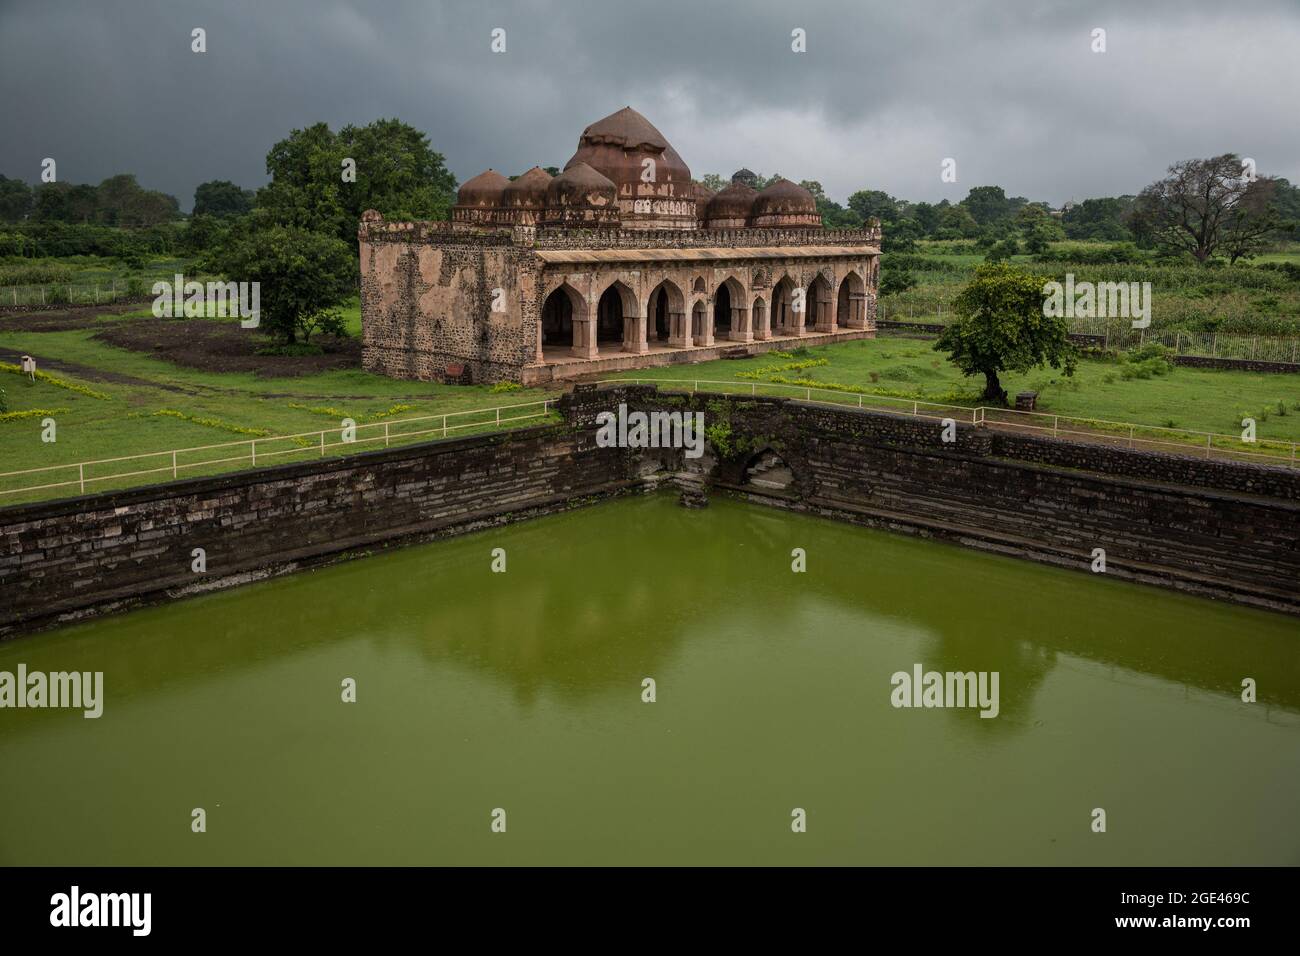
606, 337, 1300, 449
3, 302, 1298, 505
0, 305, 561, 504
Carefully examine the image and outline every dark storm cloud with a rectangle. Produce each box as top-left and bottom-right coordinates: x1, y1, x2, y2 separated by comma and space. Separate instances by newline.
2, 0, 1297, 209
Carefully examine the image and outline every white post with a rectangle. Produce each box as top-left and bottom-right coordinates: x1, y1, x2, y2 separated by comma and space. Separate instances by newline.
172, 450, 177, 479
79, 463, 85, 495
251, 440, 257, 466
319, 432, 325, 457
384, 422, 390, 447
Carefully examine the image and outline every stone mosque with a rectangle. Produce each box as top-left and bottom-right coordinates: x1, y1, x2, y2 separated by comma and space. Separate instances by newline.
359, 107, 881, 385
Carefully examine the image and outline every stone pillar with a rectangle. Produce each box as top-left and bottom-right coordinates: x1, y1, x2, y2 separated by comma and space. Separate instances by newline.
696, 306, 714, 347
791, 299, 808, 337
729, 305, 752, 343
668, 310, 689, 348
754, 301, 771, 341
623, 313, 649, 354
815, 291, 834, 332
847, 292, 867, 329
572, 305, 599, 359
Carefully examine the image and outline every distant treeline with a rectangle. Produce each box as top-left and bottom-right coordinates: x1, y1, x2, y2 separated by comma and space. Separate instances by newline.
700, 171, 1300, 253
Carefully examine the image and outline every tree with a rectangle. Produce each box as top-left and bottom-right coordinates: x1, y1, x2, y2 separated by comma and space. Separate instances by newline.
204, 224, 356, 344
984, 237, 1020, 262
1060, 196, 1134, 241
910, 201, 941, 236
0, 175, 33, 222
193, 180, 255, 218
935, 263, 1076, 405
1016, 204, 1064, 254
848, 189, 901, 224
961, 185, 1012, 226
879, 266, 917, 297
699, 173, 727, 193
1132, 155, 1280, 263
937, 204, 980, 239
881, 217, 921, 252
255, 118, 457, 248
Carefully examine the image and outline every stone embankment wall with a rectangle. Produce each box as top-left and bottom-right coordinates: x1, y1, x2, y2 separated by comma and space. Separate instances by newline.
4, 384, 1297, 638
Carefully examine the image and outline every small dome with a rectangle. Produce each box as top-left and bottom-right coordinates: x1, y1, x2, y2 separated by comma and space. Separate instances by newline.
546, 162, 617, 206
501, 166, 553, 208
704, 182, 758, 222
456, 169, 509, 207
751, 178, 817, 217
692, 181, 715, 203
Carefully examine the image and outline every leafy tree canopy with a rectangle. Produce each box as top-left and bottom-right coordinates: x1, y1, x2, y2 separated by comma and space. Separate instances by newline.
934, 263, 1077, 405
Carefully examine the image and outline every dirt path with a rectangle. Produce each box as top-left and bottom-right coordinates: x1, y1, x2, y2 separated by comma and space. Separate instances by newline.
0, 301, 146, 332
93, 319, 361, 377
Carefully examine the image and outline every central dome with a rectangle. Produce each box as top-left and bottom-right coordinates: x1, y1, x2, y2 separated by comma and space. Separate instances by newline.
563, 107, 695, 230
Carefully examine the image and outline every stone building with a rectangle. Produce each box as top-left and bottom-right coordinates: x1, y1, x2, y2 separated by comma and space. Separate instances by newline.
360, 107, 881, 385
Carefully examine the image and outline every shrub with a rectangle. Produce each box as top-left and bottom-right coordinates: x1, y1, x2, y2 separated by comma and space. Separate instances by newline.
489, 381, 523, 393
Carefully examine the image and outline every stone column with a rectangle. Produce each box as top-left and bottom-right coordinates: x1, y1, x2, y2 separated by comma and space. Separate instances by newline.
623, 313, 649, 354
696, 306, 714, 347
729, 305, 752, 343
791, 299, 808, 337
754, 301, 771, 341
572, 304, 599, 359
668, 310, 689, 348
846, 292, 866, 329
815, 290, 834, 332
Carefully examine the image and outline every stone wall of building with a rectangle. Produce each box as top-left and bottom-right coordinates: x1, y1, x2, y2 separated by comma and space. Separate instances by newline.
359, 228, 541, 384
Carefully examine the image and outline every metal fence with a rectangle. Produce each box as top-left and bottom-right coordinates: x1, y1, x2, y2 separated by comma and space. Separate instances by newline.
0, 399, 558, 501
600, 377, 1300, 469
1, 282, 145, 307
878, 304, 1300, 363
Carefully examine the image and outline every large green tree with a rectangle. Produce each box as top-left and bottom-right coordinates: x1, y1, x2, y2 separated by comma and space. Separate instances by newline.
935, 263, 1076, 405
204, 224, 356, 344
255, 118, 457, 247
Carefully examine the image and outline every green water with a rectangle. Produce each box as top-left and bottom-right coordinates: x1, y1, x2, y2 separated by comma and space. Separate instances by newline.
1, 493, 1297, 866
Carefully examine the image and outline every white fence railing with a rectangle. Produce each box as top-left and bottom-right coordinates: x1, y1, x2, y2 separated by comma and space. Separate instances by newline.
0, 399, 558, 500
600, 377, 1300, 469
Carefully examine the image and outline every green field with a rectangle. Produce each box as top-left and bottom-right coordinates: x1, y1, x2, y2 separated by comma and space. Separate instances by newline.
3, 282, 1299, 505
0, 306, 561, 504
606, 338, 1300, 449
880, 240, 1300, 341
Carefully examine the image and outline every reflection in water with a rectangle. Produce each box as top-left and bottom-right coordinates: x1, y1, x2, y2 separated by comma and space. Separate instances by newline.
0, 492, 1296, 866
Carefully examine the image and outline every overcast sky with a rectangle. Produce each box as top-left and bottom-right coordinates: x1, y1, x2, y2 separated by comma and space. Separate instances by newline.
2, 0, 1298, 211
